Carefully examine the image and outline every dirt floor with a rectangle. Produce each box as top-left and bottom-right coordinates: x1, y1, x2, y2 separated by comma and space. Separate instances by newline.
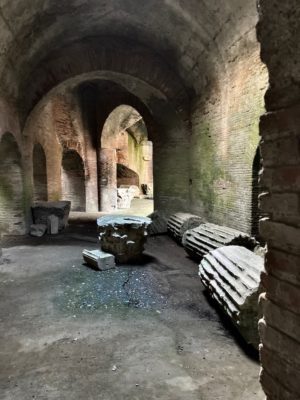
0, 234, 264, 400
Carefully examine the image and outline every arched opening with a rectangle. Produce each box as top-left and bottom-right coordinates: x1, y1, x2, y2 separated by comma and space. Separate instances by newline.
100, 105, 154, 214
0, 133, 25, 235
33, 143, 48, 202
61, 150, 86, 211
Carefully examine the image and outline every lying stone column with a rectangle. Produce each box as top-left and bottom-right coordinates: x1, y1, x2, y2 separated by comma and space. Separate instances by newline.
167, 212, 204, 243
199, 245, 264, 348
183, 222, 257, 261
99, 148, 117, 212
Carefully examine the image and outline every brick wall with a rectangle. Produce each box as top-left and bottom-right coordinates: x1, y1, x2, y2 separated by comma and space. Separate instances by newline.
0, 133, 25, 235
257, 1, 300, 398
190, 28, 268, 234
61, 150, 86, 211
33, 143, 48, 202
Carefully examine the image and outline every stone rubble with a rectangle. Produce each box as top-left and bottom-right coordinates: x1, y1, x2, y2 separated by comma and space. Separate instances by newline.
29, 224, 47, 237
199, 245, 264, 348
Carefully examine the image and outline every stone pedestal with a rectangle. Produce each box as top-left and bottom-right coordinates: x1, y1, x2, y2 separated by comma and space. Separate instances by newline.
97, 215, 151, 263
32, 201, 71, 231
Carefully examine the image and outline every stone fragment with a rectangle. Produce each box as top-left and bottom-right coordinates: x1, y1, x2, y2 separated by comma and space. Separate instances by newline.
29, 224, 47, 237
182, 222, 257, 261
167, 212, 204, 243
47, 215, 59, 235
199, 245, 264, 348
117, 187, 135, 209
148, 211, 168, 235
32, 201, 71, 231
97, 215, 151, 263
82, 249, 116, 271
141, 183, 153, 198
0, 247, 3, 265
119, 185, 140, 198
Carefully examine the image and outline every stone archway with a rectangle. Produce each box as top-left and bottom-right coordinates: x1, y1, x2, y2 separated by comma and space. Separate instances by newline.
99, 105, 154, 212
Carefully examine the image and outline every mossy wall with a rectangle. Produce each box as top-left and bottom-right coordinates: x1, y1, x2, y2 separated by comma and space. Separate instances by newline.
189, 31, 268, 234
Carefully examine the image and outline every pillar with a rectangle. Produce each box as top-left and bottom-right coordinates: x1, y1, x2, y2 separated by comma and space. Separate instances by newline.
99, 148, 117, 212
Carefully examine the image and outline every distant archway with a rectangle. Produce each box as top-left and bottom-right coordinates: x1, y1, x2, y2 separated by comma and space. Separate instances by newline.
61, 150, 86, 211
100, 105, 153, 212
33, 143, 48, 202
0, 133, 25, 235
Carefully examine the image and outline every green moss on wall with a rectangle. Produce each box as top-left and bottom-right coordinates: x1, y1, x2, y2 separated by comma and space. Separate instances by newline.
196, 122, 225, 213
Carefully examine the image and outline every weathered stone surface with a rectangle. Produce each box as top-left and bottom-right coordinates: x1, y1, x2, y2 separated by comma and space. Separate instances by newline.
199, 245, 264, 348
47, 215, 59, 235
141, 183, 153, 198
82, 249, 116, 271
183, 223, 257, 261
29, 224, 47, 237
32, 201, 71, 231
119, 185, 140, 198
0, 247, 3, 265
148, 211, 168, 235
117, 188, 135, 209
97, 215, 151, 263
167, 212, 204, 243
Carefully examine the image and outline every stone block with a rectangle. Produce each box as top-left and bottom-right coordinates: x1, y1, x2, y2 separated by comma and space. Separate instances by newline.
30, 224, 47, 237
167, 212, 204, 243
32, 201, 71, 231
97, 215, 151, 263
82, 249, 116, 271
199, 245, 264, 347
117, 188, 135, 209
47, 214, 59, 235
183, 222, 257, 261
119, 185, 140, 198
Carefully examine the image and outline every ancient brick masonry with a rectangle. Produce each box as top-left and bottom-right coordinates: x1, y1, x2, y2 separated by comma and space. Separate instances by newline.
257, 0, 300, 397
258, 105, 300, 400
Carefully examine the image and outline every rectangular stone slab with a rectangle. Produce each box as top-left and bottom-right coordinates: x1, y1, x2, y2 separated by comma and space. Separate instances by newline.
82, 249, 116, 271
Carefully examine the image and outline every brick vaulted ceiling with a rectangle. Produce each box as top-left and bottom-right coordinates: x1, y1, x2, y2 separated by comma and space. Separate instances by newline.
0, 0, 259, 118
